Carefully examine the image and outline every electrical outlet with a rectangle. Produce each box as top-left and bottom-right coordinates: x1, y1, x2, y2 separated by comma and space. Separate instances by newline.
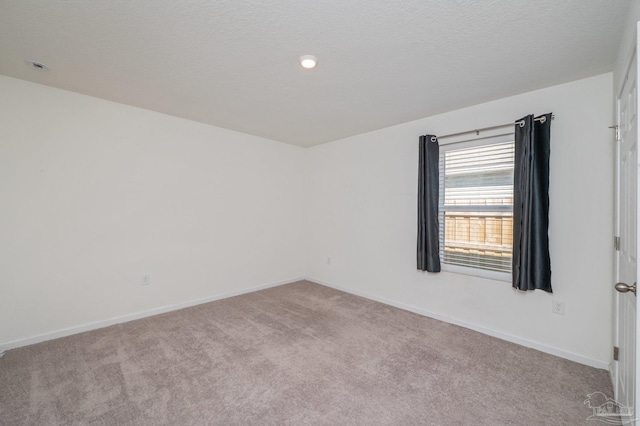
141, 274, 151, 286
552, 300, 565, 315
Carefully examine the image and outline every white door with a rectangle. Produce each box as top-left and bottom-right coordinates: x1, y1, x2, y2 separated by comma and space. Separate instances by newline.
615, 30, 639, 424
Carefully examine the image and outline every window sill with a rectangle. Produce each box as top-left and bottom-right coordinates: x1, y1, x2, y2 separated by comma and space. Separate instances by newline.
441, 263, 512, 283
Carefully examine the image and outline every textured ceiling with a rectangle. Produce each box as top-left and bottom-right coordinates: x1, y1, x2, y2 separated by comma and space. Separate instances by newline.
0, 0, 631, 147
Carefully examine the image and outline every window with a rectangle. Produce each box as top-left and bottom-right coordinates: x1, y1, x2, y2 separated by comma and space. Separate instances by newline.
438, 135, 514, 279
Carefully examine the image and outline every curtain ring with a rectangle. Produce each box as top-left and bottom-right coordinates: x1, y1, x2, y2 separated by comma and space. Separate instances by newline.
518, 120, 525, 128
430, 136, 437, 143
538, 116, 546, 123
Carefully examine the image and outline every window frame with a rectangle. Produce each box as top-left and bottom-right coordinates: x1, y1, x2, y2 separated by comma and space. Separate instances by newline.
438, 133, 515, 282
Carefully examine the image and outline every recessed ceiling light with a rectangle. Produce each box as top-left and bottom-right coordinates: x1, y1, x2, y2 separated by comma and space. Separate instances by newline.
300, 55, 318, 69
26, 60, 49, 71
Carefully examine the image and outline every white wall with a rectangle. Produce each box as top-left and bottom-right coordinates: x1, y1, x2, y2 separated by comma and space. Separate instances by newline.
306, 73, 614, 368
0, 75, 306, 347
614, 1, 640, 94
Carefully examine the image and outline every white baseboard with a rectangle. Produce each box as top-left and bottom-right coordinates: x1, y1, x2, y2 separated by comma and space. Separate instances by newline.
307, 277, 610, 371
1, 276, 611, 371
0, 277, 304, 353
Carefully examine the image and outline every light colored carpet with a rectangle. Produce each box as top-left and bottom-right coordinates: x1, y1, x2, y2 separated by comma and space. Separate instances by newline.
0, 280, 612, 425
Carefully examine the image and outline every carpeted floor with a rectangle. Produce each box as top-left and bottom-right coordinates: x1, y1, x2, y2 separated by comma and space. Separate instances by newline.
1, 280, 612, 425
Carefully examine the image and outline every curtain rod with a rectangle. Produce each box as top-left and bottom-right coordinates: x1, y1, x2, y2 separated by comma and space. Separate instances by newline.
432, 114, 555, 142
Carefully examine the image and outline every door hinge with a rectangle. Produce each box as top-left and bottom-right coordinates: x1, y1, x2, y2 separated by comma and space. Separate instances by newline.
615, 236, 621, 251
610, 125, 621, 141
614, 346, 619, 361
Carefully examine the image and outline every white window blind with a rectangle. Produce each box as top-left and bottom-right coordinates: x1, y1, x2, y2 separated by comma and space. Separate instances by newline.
439, 138, 514, 274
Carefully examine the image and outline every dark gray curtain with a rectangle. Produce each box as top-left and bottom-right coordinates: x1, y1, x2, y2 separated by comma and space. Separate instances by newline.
512, 113, 552, 292
417, 135, 441, 272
